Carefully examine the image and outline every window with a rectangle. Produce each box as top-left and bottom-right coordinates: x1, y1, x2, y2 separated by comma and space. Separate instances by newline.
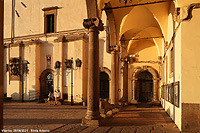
42, 6, 58, 33
46, 14, 54, 33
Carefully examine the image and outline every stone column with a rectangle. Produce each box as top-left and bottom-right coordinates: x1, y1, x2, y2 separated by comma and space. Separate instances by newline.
111, 51, 119, 105
82, 18, 104, 126
0, 0, 4, 129
131, 79, 138, 104
123, 61, 128, 103
153, 79, 159, 103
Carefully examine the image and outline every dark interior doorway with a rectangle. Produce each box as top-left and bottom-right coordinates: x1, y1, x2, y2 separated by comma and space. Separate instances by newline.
136, 71, 153, 102
40, 69, 54, 99
100, 72, 109, 99
45, 73, 54, 98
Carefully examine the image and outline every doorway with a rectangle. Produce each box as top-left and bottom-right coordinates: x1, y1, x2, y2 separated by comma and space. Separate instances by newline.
40, 69, 54, 99
100, 72, 109, 99
45, 73, 54, 98
136, 71, 153, 102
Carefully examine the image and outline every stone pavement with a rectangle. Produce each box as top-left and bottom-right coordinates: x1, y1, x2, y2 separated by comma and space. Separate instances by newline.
3, 102, 181, 133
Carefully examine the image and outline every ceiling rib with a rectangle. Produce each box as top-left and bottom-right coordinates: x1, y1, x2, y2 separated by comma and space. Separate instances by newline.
120, 36, 163, 41
102, 0, 173, 10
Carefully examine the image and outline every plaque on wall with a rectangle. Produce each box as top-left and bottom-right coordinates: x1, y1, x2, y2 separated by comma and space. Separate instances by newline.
168, 84, 174, 104
163, 85, 166, 100
166, 84, 169, 101
173, 82, 180, 107
161, 85, 164, 99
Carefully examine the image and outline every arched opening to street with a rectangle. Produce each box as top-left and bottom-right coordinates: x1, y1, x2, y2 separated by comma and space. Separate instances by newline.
136, 71, 153, 102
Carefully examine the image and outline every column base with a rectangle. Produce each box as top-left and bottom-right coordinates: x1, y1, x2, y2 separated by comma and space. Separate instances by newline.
152, 100, 161, 106
130, 99, 138, 104
82, 101, 87, 106
85, 111, 100, 120
81, 118, 102, 126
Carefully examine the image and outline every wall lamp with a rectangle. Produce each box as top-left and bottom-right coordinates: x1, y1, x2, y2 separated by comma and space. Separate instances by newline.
64, 58, 82, 105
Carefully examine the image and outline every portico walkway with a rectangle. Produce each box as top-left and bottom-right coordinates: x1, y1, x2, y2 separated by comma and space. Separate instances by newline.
3, 102, 180, 133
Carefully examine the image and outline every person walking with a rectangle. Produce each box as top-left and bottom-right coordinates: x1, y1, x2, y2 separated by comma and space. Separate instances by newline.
55, 89, 61, 105
47, 91, 54, 105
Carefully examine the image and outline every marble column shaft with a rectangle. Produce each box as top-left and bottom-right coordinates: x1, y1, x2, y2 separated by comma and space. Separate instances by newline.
123, 61, 128, 102
111, 51, 119, 105
85, 25, 100, 120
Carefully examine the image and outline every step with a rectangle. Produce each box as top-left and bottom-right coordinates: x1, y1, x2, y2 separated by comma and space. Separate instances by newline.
137, 102, 152, 108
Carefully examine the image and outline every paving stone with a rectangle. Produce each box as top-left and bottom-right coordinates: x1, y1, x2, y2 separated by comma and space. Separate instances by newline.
3, 102, 181, 133
94, 127, 111, 133
130, 126, 137, 133
108, 127, 123, 133
136, 126, 152, 133
66, 125, 87, 133
80, 126, 98, 133
151, 125, 166, 133
163, 125, 180, 133
50, 124, 80, 133
121, 126, 136, 133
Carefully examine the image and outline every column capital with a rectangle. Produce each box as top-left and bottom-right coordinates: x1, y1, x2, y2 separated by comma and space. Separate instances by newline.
111, 50, 118, 54
83, 17, 104, 31
120, 56, 129, 63
153, 78, 161, 81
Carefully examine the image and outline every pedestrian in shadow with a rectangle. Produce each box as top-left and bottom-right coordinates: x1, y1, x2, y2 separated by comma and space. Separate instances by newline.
47, 91, 54, 105
55, 89, 61, 105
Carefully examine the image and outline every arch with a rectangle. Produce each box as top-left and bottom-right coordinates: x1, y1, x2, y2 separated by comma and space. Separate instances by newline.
126, 27, 163, 56
39, 69, 54, 99
100, 67, 111, 79
127, 40, 155, 55
131, 66, 160, 104
132, 66, 159, 80
104, 2, 117, 46
119, 6, 163, 40
137, 71, 153, 102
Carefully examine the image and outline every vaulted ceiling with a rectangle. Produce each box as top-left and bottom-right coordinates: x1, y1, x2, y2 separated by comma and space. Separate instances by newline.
97, 0, 172, 56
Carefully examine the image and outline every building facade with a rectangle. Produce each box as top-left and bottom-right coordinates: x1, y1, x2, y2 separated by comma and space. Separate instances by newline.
4, 0, 112, 103
3, 0, 200, 132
